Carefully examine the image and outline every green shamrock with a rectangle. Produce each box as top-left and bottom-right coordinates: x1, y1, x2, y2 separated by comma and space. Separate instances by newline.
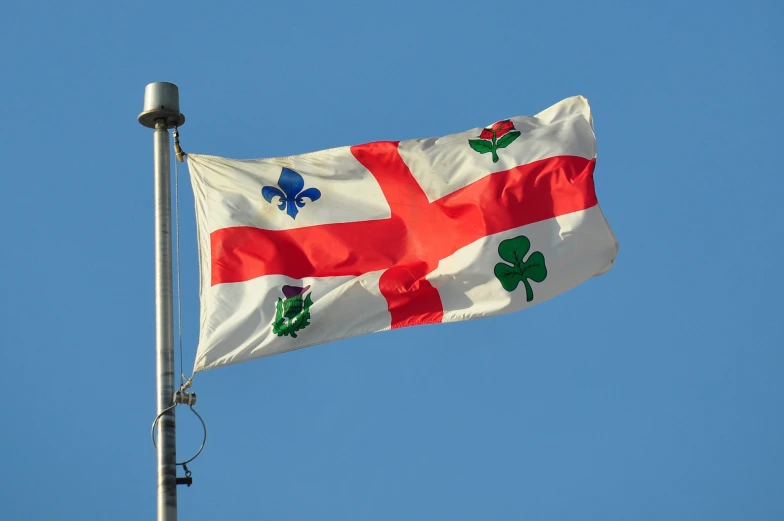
493, 235, 547, 302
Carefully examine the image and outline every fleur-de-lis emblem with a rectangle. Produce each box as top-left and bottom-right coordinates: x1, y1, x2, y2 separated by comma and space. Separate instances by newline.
262, 168, 322, 219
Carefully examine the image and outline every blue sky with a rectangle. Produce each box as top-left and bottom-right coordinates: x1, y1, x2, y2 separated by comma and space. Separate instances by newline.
1, 1, 782, 520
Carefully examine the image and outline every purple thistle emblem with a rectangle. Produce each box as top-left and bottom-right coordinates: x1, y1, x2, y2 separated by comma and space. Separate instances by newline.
282, 285, 310, 299
273, 285, 314, 338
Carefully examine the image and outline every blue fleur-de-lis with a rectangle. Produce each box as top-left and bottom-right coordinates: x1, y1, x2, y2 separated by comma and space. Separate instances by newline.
262, 167, 322, 220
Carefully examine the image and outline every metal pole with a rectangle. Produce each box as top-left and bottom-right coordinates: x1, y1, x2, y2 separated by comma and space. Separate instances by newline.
139, 83, 186, 521
153, 119, 177, 521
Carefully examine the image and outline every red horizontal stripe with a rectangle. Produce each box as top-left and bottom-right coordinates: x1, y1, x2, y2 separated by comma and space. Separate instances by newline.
210, 153, 597, 286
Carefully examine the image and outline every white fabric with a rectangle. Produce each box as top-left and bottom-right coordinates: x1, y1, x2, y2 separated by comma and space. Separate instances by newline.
188, 147, 391, 234
431, 206, 617, 322
188, 96, 618, 372
398, 95, 595, 201
192, 207, 616, 371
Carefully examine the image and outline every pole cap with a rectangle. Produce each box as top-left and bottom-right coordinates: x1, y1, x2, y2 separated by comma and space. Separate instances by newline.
138, 82, 186, 129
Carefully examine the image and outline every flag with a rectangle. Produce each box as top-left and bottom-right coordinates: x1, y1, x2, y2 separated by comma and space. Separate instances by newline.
187, 96, 618, 371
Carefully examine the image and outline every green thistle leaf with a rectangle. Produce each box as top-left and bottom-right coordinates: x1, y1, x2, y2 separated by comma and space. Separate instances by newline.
272, 293, 314, 337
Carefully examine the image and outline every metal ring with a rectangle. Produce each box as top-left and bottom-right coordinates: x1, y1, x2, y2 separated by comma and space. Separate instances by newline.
150, 403, 177, 449
151, 403, 208, 466
178, 405, 207, 465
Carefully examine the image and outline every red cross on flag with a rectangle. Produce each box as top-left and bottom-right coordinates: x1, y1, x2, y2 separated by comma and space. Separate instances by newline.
187, 96, 618, 371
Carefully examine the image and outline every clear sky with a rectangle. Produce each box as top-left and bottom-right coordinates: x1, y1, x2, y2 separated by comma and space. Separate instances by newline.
1, 1, 782, 520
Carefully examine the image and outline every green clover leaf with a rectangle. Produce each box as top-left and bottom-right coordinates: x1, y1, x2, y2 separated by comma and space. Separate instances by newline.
493, 235, 547, 302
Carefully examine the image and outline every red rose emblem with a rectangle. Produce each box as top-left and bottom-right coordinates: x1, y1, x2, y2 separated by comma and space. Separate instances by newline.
468, 119, 521, 163
490, 120, 514, 138
479, 120, 515, 139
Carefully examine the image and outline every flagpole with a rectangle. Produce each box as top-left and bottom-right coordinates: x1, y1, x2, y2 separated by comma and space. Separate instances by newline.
139, 82, 186, 521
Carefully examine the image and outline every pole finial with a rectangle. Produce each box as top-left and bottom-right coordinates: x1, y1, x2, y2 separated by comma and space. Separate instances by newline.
138, 82, 185, 129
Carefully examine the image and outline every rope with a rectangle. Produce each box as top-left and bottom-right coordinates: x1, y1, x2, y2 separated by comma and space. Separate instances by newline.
173, 128, 185, 387
148, 130, 207, 475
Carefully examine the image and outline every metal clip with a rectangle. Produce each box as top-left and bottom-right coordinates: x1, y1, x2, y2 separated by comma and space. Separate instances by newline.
173, 127, 185, 163
174, 390, 197, 406
176, 463, 193, 487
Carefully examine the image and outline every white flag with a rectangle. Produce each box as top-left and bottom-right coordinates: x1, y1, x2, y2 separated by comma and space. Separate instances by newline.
188, 96, 618, 371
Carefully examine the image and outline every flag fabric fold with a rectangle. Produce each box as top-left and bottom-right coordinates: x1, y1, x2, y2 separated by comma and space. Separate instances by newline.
188, 96, 618, 372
